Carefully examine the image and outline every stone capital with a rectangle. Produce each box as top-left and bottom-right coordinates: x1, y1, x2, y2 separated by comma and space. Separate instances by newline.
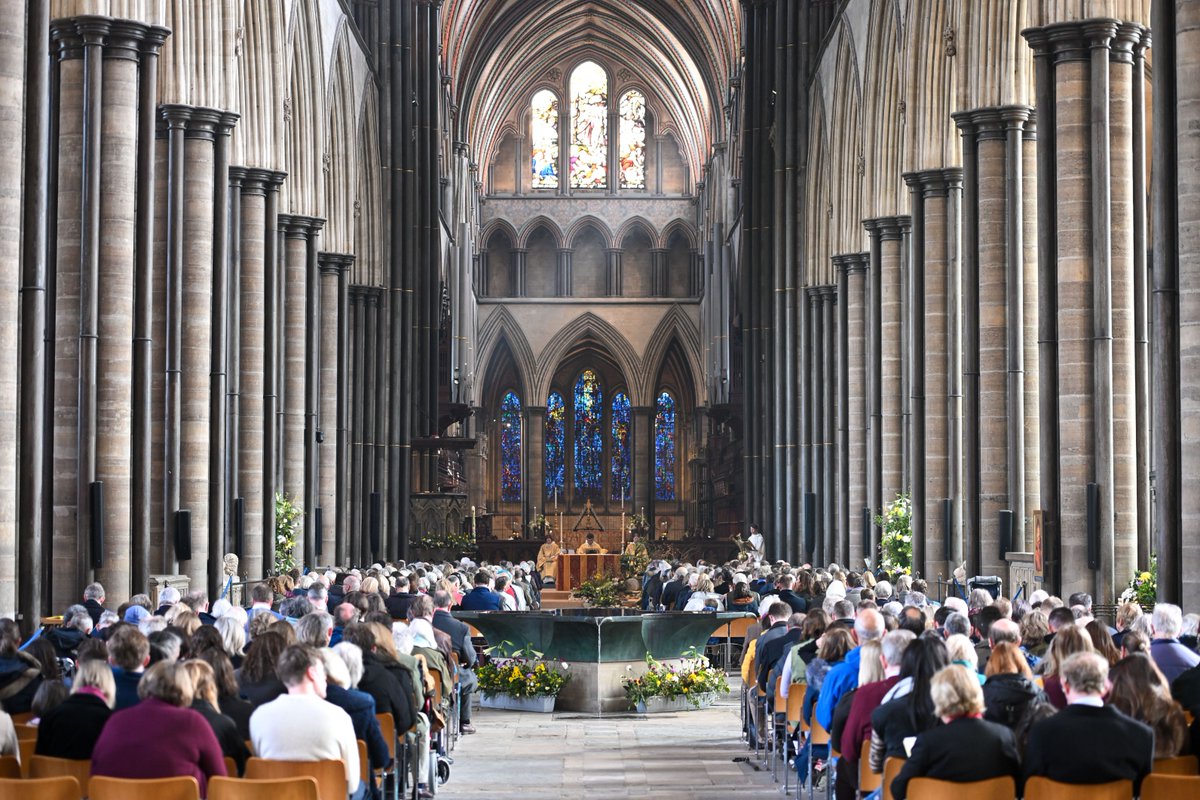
73, 16, 112, 46
1110, 22, 1146, 64
863, 216, 907, 242
235, 167, 279, 197
277, 214, 312, 240
104, 19, 154, 61
228, 166, 247, 189
318, 252, 355, 275
833, 252, 869, 276
50, 18, 85, 59
953, 105, 1033, 141
815, 284, 838, 300
141, 25, 171, 55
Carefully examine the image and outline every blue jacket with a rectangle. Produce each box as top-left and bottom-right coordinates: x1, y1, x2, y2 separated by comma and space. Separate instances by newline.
326, 685, 389, 772
1151, 638, 1200, 684
111, 666, 143, 711
459, 587, 503, 611
815, 646, 862, 731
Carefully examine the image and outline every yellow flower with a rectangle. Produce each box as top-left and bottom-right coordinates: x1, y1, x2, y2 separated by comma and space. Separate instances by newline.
1139, 572, 1152, 582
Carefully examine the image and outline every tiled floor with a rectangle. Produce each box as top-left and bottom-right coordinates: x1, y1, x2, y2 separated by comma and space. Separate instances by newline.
437, 691, 788, 799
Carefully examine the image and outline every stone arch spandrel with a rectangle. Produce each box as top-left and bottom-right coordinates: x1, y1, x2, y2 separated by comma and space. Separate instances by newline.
323, 25, 356, 253
902, 0, 962, 172
639, 305, 705, 406
515, 216, 564, 250
830, 28, 865, 256
533, 312, 644, 406
475, 306, 537, 403
354, 79, 382, 286
563, 215, 616, 250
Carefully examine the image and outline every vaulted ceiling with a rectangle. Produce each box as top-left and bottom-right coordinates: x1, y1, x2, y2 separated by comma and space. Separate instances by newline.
442, 0, 741, 182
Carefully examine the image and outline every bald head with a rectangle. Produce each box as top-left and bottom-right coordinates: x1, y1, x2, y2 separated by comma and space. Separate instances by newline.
854, 608, 885, 643
989, 618, 1020, 647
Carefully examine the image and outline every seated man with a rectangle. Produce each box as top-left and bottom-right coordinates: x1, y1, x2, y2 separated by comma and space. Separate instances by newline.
578, 533, 606, 554
1023, 652, 1154, 793
459, 570, 503, 611
250, 644, 364, 800
536, 534, 561, 587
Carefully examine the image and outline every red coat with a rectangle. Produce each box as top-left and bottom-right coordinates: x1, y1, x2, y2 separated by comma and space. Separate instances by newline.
840, 675, 901, 765
91, 697, 226, 795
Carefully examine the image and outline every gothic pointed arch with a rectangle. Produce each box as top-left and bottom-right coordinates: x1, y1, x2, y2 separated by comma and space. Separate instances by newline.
657, 218, 698, 251
516, 216, 564, 250
355, 87, 383, 286
534, 312, 643, 406
861, 0, 906, 219
475, 307, 537, 405
830, 27, 865, 255
323, 25, 357, 253
614, 216, 658, 247
283, 0, 325, 214
805, 78, 833, 285
640, 305, 704, 406
235, 0, 287, 169
481, 219, 520, 250
563, 215, 615, 249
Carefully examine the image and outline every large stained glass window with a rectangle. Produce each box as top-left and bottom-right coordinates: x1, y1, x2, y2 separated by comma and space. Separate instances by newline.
500, 391, 523, 502
654, 390, 676, 501
573, 370, 604, 497
545, 391, 566, 498
530, 90, 559, 189
611, 391, 631, 502
618, 90, 647, 189
569, 61, 608, 189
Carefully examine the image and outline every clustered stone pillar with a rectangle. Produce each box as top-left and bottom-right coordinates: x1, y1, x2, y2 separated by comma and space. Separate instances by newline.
955, 106, 1040, 578
837, 252, 868, 567
317, 252, 352, 565
821, 287, 838, 568
510, 248, 526, 297
555, 249, 572, 297
1023, 19, 1145, 602
864, 218, 907, 517
904, 168, 963, 581
805, 287, 824, 565
651, 248, 668, 297
605, 249, 623, 297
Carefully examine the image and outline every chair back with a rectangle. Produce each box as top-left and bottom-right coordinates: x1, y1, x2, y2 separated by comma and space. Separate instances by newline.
357, 740, 368, 784
880, 757, 906, 800
13, 723, 37, 740
87, 775, 200, 800
809, 717, 831, 747
375, 712, 397, 762
17, 738, 33, 777
1154, 756, 1200, 776
427, 667, 445, 707
465, 623, 483, 640
0, 758, 17, 780
728, 616, 756, 639
243, 758, 347, 800
772, 676, 786, 709
207, 776, 320, 800
785, 683, 804, 733
224, 757, 238, 778
907, 775, 1015, 800
858, 742, 881, 793
1140, 774, 1200, 800
0, 775, 80, 800
1023, 777, 1132, 800
29, 755, 91, 788
8, 712, 33, 725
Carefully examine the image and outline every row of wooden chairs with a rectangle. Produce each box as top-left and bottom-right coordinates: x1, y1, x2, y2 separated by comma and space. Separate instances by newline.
899, 774, 1200, 800
0, 774, 322, 800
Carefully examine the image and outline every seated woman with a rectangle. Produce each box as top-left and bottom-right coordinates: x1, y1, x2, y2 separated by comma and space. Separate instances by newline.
35, 658, 114, 759
0, 619, 41, 714
890, 665, 1021, 800
793, 627, 855, 784
1108, 653, 1190, 759
683, 576, 726, 612
180, 659, 250, 775
1039, 625, 1094, 709
236, 630, 288, 709
91, 660, 226, 795
982, 642, 1047, 737
869, 636, 951, 772
944, 634, 986, 685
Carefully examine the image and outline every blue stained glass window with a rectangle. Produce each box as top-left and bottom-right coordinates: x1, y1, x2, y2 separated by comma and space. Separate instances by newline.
573, 370, 604, 498
545, 392, 566, 498
654, 390, 676, 501
500, 391, 523, 502
611, 392, 631, 502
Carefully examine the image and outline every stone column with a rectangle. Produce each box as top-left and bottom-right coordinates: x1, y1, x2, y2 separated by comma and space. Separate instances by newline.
318, 252, 352, 565
1023, 19, 1145, 601
510, 248, 526, 297
632, 406, 652, 526
278, 214, 310, 563
261, 174, 283, 577
304, 222, 324, 566
864, 218, 907, 513
235, 169, 270, 581
835, 256, 850, 565
605, 249, 623, 297
904, 169, 964, 581
556, 249, 572, 297
839, 253, 868, 568
651, 248, 668, 297
954, 106, 1040, 577
821, 287, 838, 567
806, 287, 823, 565
525, 406, 545, 527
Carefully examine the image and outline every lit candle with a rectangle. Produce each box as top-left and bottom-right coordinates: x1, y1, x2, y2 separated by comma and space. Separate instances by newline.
471, 506, 477, 543
554, 486, 558, 509
621, 486, 625, 510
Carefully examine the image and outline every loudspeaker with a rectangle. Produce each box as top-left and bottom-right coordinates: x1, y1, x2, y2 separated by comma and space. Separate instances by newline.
862, 507, 871, 563
942, 499, 954, 561
1086, 482, 1100, 569
803, 493, 817, 557
314, 507, 323, 557
369, 491, 381, 557
233, 497, 245, 557
89, 481, 104, 569
998, 509, 1013, 561
175, 509, 192, 562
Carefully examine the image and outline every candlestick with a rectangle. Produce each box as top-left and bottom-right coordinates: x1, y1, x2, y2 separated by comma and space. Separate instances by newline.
621, 486, 625, 510
621, 512, 626, 551
554, 486, 558, 509
470, 506, 477, 544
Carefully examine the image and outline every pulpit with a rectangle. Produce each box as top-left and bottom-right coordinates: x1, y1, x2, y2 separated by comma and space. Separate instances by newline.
556, 553, 623, 592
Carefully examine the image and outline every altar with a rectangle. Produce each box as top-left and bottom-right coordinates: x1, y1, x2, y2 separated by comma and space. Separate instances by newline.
555, 553, 622, 592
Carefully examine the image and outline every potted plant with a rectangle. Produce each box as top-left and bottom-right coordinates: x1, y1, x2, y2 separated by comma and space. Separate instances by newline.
476, 642, 570, 712
274, 493, 301, 575
1119, 556, 1157, 609
621, 650, 729, 713
874, 493, 913, 576
413, 528, 475, 563
571, 573, 622, 608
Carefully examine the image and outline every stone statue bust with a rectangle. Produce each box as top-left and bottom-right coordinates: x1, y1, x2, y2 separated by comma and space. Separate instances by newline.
223, 553, 239, 578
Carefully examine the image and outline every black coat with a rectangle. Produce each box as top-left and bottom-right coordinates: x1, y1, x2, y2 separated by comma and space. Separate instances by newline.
757, 628, 803, 693
433, 610, 476, 667
357, 652, 416, 734
386, 593, 419, 621
44, 627, 86, 660
36, 692, 111, 760
660, 579, 685, 610
0, 652, 41, 714
192, 700, 249, 775
982, 673, 1047, 729
870, 693, 940, 762
777, 590, 808, 614
84, 599, 106, 628
237, 676, 286, 710
1023, 704, 1154, 793
891, 717, 1020, 800
219, 692, 254, 740
1171, 662, 1200, 715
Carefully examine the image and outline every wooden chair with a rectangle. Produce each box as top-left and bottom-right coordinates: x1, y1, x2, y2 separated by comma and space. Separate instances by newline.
726, 615, 756, 667
859, 741, 882, 795
0, 775, 80, 800
806, 717, 832, 800
88, 775, 200, 800
1141, 774, 1200, 800
207, 776, 320, 800
780, 681, 805, 794
224, 757, 238, 778
9, 712, 33, 725
771, 676, 788, 782
28, 755, 91, 789
1022, 777, 1132, 800
243, 758, 347, 800
906, 775, 1015, 800
17, 738, 33, 777
880, 757, 906, 800
244, 739, 254, 756
357, 739, 369, 785
13, 723, 38, 740
1154, 755, 1200, 776
0, 757, 18, 780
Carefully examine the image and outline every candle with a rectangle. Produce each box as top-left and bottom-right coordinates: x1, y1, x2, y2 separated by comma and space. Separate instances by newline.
621, 512, 626, 551
470, 506, 477, 544
621, 486, 625, 510
554, 486, 558, 509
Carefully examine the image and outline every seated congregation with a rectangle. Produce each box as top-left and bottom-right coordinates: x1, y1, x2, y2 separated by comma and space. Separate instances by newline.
737, 566, 1200, 800
0, 564, 486, 799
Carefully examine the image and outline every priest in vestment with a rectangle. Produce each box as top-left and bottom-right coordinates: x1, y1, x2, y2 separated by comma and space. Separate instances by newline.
536, 534, 561, 586
578, 532, 606, 554
623, 531, 649, 560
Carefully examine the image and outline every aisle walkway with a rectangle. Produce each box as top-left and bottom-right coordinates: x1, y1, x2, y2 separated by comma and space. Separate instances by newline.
437, 690, 783, 799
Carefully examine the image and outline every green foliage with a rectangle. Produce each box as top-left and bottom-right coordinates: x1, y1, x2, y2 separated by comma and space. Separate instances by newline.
620, 550, 650, 579
874, 493, 913, 575
274, 492, 301, 575
413, 528, 476, 553
527, 513, 547, 534
477, 642, 571, 698
621, 649, 729, 709
1119, 555, 1157, 607
571, 572, 622, 607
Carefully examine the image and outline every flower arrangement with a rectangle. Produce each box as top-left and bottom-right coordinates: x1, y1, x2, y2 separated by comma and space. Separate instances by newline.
1119, 556, 1156, 608
875, 493, 913, 576
621, 650, 729, 709
620, 550, 650, 579
476, 643, 570, 699
527, 513, 547, 535
274, 492, 301, 575
629, 511, 649, 531
413, 528, 476, 554
571, 572, 622, 607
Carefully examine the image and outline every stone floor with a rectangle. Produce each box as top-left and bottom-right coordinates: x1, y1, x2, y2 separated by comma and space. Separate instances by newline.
437, 690, 788, 799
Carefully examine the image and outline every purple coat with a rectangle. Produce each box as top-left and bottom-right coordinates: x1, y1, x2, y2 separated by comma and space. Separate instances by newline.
91, 697, 226, 795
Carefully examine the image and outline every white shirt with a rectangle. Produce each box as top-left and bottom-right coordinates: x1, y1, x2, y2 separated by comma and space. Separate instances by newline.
684, 592, 725, 612
249, 693, 361, 793
748, 532, 764, 553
